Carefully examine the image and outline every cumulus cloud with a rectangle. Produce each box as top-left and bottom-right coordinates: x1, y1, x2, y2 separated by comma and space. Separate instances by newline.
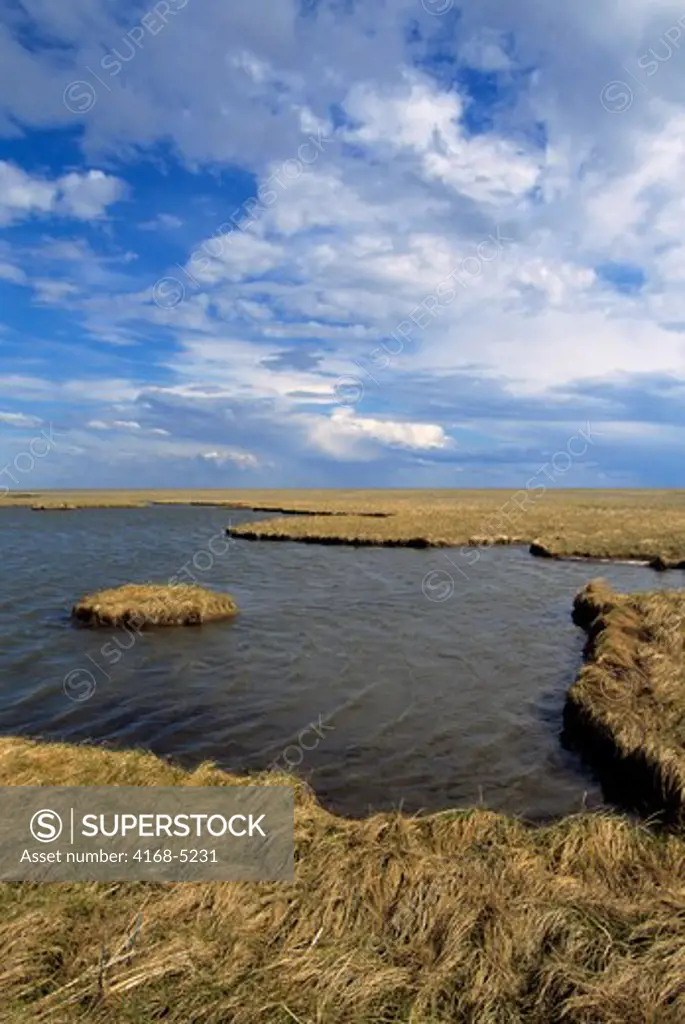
0, 162, 126, 225
308, 408, 449, 459
345, 74, 542, 205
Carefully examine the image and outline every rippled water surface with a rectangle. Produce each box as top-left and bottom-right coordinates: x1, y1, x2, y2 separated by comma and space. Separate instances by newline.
2, 505, 683, 818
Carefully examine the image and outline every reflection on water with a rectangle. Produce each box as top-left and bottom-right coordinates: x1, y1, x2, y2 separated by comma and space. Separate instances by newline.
1, 505, 682, 818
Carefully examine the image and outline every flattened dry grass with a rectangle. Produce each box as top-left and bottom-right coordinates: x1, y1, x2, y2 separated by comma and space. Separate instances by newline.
72, 584, 238, 628
222, 489, 685, 567
5, 488, 685, 566
1, 736, 685, 1023
530, 532, 685, 569
565, 580, 685, 825
230, 512, 530, 549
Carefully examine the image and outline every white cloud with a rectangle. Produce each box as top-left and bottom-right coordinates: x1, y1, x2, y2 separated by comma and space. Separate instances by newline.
0, 411, 42, 427
139, 213, 183, 231
200, 450, 259, 469
0, 161, 54, 223
4, 1, 685, 486
345, 74, 542, 205
32, 279, 80, 304
57, 169, 127, 219
458, 31, 513, 72
0, 162, 126, 225
0, 261, 27, 285
87, 419, 169, 436
183, 232, 285, 286
308, 407, 449, 458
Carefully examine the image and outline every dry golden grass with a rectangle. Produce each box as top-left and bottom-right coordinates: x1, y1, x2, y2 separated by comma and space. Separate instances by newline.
565, 580, 685, 826
30, 504, 77, 511
4, 490, 685, 1020
5, 488, 685, 565
1, 736, 685, 1023
230, 512, 529, 549
72, 584, 239, 628
220, 489, 685, 567
0, 487, 408, 510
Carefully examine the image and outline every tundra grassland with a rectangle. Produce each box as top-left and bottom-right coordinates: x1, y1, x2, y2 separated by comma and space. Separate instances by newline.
4, 488, 685, 566
3, 491, 685, 1021
1, 735, 685, 1024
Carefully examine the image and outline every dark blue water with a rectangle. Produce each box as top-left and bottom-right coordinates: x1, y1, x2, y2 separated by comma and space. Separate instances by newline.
1, 505, 682, 818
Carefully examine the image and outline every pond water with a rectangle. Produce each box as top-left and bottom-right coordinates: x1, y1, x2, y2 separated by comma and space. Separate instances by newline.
1, 505, 682, 818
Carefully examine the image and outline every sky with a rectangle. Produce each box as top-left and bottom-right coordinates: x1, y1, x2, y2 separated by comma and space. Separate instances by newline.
0, 0, 684, 490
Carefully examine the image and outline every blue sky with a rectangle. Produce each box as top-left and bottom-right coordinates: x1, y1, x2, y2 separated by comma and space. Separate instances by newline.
0, 0, 684, 489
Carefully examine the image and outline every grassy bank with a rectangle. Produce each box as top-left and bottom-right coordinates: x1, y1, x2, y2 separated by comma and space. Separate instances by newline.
4, 506, 685, 1019
1, 736, 685, 1023
227, 491, 685, 567
5, 488, 685, 566
564, 580, 685, 826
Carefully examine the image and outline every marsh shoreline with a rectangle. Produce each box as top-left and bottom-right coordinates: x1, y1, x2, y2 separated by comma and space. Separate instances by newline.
5, 486, 685, 568
2, 493, 685, 1019
1, 723, 684, 1022
563, 580, 685, 829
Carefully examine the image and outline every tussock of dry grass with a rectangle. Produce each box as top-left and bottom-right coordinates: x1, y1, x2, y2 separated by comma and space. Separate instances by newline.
565, 579, 685, 825
1, 736, 685, 1023
72, 584, 238, 628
